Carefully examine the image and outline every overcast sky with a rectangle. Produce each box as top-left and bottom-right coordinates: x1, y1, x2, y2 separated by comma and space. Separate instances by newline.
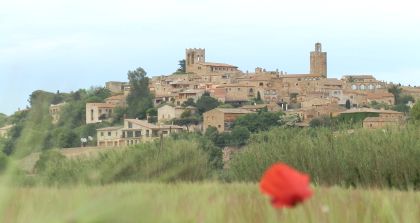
1, 0, 420, 115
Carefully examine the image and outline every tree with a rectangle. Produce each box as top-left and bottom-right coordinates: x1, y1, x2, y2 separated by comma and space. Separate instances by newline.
230, 126, 250, 147
252, 91, 264, 104
126, 67, 154, 119
309, 116, 334, 128
177, 59, 186, 73
196, 94, 219, 115
111, 107, 127, 125
410, 101, 420, 121
173, 117, 200, 132
181, 98, 196, 107
278, 113, 300, 128
0, 113, 7, 127
233, 112, 284, 133
388, 85, 402, 105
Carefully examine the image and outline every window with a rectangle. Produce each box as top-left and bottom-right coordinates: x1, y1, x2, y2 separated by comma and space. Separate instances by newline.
135, 131, 141, 137
101, 132, 104, 137
108, 132, 111, 136
128, 123, 133, 128
162, 130, 168, 134
127, 131, 133, 138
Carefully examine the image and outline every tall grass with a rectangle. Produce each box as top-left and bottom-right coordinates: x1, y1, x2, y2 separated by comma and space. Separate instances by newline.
2, 183, 419, 223
35, 139, 210, 185
229, 124, 420, 189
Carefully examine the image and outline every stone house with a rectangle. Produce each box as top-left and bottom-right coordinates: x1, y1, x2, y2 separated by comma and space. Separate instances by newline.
49, 102, 66, 124
288, 104, 345, 123
105, 94, 127, 107
203, 108, 253, 132
363, 117, 402, 129
214, 83, 257, 103
339, 108, 404, 120
105, 81, 129, 94
158, 104, 197, 123
185, 48, 241, 75
86, 103, 116, 124
176, 89, 205, 106
342, 75, 387, 92
96, 126, 124, 147
366, 92, 395, 105
240, 103, 282, 112
121, 119, 183, 146
96, 119, 183, 147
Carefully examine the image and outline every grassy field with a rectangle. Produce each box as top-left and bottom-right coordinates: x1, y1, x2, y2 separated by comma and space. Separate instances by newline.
1, 183, 419, 223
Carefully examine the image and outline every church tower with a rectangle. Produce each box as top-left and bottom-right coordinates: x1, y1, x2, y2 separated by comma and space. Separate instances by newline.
186, 48, 205, 73
310, 43, 327, 78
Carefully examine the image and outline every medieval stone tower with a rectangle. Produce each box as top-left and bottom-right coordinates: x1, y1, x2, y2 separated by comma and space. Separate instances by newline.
186, 48, 205, 73
310, 43, 327, 78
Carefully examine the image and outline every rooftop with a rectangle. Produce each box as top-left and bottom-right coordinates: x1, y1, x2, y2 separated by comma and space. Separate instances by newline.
213, 108, 253, 114
198, 62, 238, 68
97, 126, 123, 131
340, 108, 403, 115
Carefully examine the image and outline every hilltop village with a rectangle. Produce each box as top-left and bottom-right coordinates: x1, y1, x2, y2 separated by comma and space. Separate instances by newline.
2, 43, 420, 149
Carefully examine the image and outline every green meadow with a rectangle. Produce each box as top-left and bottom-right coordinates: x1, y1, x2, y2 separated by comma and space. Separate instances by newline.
1, 183, 419, 223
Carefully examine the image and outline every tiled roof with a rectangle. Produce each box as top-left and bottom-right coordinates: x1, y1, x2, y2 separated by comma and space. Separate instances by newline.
340, 108, 402, 114
280, 74, 322, 78
124, 119, 183, 130
214, 108, 253, 114
97, 126, 123, 131
86, 103, 116, 108
197, 62, 238, 68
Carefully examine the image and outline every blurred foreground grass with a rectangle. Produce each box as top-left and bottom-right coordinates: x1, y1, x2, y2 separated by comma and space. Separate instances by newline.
1, 183, 419, 223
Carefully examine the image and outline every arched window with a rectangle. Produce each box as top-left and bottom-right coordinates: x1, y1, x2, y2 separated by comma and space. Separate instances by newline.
352, 85, 357, 90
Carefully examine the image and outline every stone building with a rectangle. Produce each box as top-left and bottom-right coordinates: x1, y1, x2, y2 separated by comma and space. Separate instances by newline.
121, 119, 183, 146
363, 117, 402, 129
106, 81, 129, 94
86, 103, 116, 124
185, 48, 240, 75
96, 126, 124, 147
240, 103, 282, 112
203, 108, 252, 132
158, 104, 196, 123
96, 119, 183, 147
176, 89, 205, 106
310, 43, 327, 78
105, 95, 127, 107
49, 102, 66, 124
342, 75, 387, 92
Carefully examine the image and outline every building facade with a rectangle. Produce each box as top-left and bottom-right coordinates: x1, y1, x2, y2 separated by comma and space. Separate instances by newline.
203, 108, 252, 132
310, 43, 327, 78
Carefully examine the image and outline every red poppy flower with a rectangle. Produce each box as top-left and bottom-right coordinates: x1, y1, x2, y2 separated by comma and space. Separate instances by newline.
260, 163, 312, 208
